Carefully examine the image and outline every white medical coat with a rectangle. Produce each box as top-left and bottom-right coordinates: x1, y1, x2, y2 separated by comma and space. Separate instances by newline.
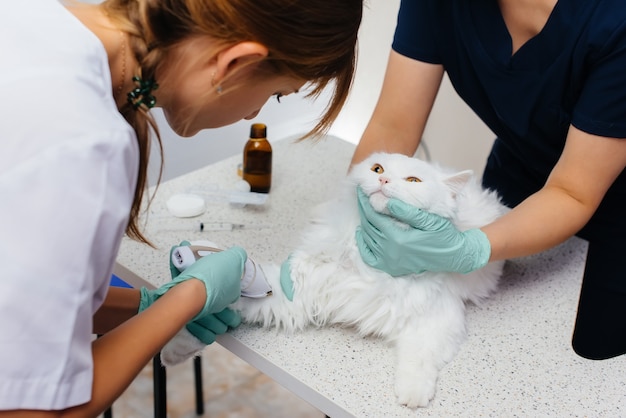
0, 0, 139, 410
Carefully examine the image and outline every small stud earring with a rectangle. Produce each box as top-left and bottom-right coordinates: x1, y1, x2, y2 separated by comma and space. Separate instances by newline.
211, 72, 223, 95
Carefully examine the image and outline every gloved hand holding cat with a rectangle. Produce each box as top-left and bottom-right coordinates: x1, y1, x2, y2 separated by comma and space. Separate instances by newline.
138, 240, 245, 365
139, 241, 245, 319
355, 187, 492, 276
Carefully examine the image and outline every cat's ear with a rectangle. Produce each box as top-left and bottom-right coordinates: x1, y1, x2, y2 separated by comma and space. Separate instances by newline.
443, 170, 473, 196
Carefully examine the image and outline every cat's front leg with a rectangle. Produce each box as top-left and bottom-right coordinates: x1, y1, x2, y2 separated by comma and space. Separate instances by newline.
231, 263, 310, 332
394, 328, 440, 408
393, 297, 466, 408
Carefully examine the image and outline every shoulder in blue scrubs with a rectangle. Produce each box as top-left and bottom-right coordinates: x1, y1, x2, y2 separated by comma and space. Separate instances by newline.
393, 0, 626, 359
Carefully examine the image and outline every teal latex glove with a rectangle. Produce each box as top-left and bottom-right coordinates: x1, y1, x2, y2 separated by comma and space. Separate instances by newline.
138, 240, 190, 312
139, 245, 246, 320
355, 187, 491, 276
186, 308, 242, 345
279, 256, 295, 301
167, 241, 242, 343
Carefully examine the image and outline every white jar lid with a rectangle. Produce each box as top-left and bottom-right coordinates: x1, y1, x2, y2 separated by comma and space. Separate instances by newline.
166, 193, 206, 218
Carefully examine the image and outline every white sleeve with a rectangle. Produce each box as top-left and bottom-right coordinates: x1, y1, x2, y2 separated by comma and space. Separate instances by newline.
0, 131, 137, 410
0, 0, 141, 409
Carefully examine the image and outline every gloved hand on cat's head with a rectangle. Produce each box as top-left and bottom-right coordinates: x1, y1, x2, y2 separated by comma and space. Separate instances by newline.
139, 241, 246, 321
354, 187, 492, 276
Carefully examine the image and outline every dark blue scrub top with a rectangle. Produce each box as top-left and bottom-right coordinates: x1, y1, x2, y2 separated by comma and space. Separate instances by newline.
392, 0, 626, 240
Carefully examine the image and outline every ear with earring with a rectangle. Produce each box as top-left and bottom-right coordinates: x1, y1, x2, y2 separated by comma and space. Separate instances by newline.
212, 72, 223, 95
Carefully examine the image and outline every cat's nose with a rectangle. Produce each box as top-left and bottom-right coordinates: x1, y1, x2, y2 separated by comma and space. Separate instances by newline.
379, 176, 390, 185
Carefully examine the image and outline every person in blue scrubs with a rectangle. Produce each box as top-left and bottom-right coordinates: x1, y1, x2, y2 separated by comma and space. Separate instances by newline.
353, 0, 626, 360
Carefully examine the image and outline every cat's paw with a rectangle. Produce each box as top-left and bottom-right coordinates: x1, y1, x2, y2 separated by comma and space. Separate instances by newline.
394, 371, 437, 408
161, 327, 206, 367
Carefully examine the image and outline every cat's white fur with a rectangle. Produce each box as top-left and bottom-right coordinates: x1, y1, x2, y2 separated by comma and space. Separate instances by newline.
230, 152, 508, 408
161, 153, 507, 404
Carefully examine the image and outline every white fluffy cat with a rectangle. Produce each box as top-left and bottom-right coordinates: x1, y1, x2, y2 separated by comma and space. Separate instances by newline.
229, 152, 508, 408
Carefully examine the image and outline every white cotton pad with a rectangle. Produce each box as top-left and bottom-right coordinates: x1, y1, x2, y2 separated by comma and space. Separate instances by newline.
166, 193, 206, 218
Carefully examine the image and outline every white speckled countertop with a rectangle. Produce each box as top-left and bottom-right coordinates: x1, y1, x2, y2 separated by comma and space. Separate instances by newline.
116, 136, 625, 417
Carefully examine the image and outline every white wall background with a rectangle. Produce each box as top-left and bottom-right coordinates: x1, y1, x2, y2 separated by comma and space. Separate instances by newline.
326, 0, 496, 178
136, 0, 496, 183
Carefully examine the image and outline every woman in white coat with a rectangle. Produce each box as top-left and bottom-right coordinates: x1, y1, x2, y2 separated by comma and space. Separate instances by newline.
0, 0, 362, 416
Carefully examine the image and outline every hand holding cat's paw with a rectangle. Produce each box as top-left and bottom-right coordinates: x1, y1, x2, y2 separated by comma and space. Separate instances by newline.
279, 256, 295, 301
187, 308, 241, 344
140, 246, 246, 320
136, 238, 192, 312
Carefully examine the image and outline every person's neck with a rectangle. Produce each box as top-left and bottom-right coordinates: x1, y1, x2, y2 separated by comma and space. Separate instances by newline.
65, 3, 137, 108
497, 0, 558, 55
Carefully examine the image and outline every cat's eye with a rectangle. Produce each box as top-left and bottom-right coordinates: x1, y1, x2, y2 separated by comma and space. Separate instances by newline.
405, 177, 422, 183
370, 164, 384, 174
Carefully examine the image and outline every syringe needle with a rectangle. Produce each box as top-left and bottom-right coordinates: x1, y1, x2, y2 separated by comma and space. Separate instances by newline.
199, 222, 242, 231
155, 222, 269, 233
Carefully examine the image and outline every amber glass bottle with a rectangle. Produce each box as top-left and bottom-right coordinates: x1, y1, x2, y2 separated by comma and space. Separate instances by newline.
242, 123, 272, 193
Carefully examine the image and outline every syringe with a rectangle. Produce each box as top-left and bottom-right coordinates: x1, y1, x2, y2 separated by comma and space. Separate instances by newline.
156, 222, 268, 233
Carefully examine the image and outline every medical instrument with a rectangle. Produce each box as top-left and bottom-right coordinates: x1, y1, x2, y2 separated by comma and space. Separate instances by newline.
171, 240, 273, 298
156, 222, 270, 233
141, 246, 246, 320
158, 222, 247, 232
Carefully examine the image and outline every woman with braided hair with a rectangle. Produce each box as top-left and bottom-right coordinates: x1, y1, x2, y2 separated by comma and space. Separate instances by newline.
0, 0, 362, 415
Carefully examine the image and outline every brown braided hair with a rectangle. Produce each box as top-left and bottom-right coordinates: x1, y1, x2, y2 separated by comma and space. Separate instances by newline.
102, 0, 362, 245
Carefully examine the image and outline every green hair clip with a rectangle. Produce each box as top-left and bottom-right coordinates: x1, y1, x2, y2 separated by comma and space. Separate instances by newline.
127, 76, 159, 109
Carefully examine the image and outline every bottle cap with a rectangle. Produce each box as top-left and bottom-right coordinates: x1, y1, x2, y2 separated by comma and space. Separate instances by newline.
250, 123, 267, 138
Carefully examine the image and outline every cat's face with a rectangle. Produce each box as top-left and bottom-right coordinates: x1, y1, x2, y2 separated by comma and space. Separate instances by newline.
349, 153, 473, 218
